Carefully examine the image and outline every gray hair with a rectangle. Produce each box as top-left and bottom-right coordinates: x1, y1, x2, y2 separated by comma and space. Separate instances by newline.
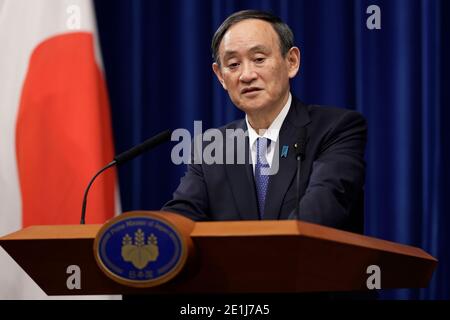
211, 10, 295, 65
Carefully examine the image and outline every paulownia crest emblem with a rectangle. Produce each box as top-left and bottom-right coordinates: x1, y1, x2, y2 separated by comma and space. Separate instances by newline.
121, 229, 159, 269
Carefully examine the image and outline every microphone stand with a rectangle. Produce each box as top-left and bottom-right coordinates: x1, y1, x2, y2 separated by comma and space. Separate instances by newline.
80, 160, 116, 224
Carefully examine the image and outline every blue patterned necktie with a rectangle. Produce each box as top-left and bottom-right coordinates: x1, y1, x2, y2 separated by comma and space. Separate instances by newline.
255, 137, 270, 219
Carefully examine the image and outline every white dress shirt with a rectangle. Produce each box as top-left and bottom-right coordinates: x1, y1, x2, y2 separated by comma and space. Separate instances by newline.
246, 93, 292, 173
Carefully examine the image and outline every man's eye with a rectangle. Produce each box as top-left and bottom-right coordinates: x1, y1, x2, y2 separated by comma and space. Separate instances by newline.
255, 57, 265, 63
228, 63, 239, 69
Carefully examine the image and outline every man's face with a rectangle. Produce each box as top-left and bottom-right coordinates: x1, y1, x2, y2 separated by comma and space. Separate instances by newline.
213, 19, 300, 116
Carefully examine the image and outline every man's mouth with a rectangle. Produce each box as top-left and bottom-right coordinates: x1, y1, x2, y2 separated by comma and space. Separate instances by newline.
241, 87, 262, 94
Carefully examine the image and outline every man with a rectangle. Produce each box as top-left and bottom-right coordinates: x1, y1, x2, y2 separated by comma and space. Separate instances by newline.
163, 10, 367, 233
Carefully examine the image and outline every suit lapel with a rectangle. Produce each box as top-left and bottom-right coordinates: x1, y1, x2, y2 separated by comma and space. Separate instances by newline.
263, 98, 311, 220
224, 121, 260, 220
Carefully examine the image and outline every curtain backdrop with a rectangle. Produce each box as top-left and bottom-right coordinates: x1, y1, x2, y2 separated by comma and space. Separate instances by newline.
94, 0, 449, 299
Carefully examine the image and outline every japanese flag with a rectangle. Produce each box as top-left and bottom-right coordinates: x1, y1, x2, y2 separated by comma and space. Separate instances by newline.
0, 0, 120, 299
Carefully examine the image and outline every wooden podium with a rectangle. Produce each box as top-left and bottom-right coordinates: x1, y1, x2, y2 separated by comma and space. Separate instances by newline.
0, 211, 437, 296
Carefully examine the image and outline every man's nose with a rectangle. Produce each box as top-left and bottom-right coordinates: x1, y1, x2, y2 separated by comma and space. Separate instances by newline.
239, 62, 257, 83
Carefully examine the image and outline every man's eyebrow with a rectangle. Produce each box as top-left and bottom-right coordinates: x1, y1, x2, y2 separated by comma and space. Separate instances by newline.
222, 45, 270, 61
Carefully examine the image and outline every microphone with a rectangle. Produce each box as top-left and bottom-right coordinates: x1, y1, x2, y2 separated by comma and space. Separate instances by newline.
294, 127, 307, 218
80, 129, 172, 224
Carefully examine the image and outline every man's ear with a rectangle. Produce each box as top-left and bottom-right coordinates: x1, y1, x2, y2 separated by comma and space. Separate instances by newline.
212, 62, 227, 90
286, 47, 300, 79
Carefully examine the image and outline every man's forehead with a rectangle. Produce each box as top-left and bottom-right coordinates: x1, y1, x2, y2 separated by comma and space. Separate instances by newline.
219, 19, 278, 55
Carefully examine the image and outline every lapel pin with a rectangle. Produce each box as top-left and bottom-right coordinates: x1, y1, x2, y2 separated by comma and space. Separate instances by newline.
281, 145, 289, 158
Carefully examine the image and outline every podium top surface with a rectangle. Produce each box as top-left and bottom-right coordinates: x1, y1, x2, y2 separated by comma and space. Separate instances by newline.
0, 215, 438, 295
1, 220, 436, 262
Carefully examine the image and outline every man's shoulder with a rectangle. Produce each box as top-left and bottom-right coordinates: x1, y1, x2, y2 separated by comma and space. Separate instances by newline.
297, 99, 364, 125
304, 103, 364, 121
286, 96, 366, 130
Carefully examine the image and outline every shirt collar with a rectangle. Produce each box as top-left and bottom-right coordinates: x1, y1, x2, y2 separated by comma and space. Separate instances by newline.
246, 92, 292, 148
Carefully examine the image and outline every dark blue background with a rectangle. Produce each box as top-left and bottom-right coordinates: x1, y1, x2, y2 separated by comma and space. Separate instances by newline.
93, 0, 450, 299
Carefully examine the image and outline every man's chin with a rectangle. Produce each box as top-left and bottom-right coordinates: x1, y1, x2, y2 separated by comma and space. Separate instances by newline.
237, 103, 267, 114
235, 98, 269, 113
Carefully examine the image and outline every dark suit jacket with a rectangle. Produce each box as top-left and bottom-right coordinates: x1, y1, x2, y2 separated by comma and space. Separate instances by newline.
163, 97, 367, 233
